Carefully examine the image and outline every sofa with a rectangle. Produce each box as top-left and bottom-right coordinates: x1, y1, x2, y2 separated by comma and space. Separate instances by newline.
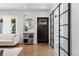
0, 34, 19, 46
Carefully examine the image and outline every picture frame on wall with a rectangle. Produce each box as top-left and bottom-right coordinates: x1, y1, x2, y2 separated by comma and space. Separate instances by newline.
11, 18, 16, 34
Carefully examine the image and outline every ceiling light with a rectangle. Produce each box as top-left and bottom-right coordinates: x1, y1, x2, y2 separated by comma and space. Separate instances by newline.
24, 6, 26, 8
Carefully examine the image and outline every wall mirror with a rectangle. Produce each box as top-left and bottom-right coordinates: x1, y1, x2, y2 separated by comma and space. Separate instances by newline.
24, 18, 34, 31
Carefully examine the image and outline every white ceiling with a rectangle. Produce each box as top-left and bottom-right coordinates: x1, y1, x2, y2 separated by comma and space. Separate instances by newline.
0, 3, 53, 11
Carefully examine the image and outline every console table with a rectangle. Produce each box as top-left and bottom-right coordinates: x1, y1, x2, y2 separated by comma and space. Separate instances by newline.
23, 33, 34, 45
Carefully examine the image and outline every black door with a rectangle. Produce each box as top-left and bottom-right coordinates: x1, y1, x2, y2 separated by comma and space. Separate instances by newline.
37, 17, 49, 43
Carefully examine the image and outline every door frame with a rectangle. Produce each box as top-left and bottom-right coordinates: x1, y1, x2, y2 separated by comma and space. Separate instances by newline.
37, 17, 49, 44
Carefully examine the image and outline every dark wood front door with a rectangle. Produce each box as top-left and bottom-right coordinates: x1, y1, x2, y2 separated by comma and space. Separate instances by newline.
37, 17, 49, 43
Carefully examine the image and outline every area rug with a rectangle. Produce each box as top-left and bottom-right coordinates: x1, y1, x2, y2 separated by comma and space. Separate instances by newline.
0, 47, 23, 56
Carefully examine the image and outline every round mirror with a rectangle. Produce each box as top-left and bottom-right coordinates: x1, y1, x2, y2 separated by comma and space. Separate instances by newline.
24, 18, 34, 31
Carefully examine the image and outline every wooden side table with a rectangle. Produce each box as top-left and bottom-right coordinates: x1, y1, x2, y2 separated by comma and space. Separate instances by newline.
23, 33, 34, 45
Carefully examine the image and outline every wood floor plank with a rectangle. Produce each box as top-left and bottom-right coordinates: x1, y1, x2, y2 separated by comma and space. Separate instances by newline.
17, 44, 54, 56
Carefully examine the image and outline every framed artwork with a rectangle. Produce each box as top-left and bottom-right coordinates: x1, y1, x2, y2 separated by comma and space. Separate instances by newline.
11, 19, 16, 34
24, 18, 34, 31
0, 19, 3, 33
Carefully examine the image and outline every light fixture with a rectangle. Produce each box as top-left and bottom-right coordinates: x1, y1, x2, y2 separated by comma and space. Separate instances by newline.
24, 6, 26, 8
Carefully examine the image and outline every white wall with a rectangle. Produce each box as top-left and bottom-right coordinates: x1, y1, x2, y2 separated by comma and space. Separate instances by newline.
50, 3, 59, 13
71, 3, 79, 56
22, 11, 50, 44
0, 12, 24, 43
0, 10, 50, 44
0, 12, 23, 32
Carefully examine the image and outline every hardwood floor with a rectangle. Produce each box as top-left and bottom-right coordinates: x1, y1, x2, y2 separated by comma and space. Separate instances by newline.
17, 44, 54, 56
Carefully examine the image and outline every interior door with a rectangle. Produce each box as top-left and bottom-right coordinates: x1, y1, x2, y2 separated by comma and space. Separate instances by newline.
37, 17, 49, 43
